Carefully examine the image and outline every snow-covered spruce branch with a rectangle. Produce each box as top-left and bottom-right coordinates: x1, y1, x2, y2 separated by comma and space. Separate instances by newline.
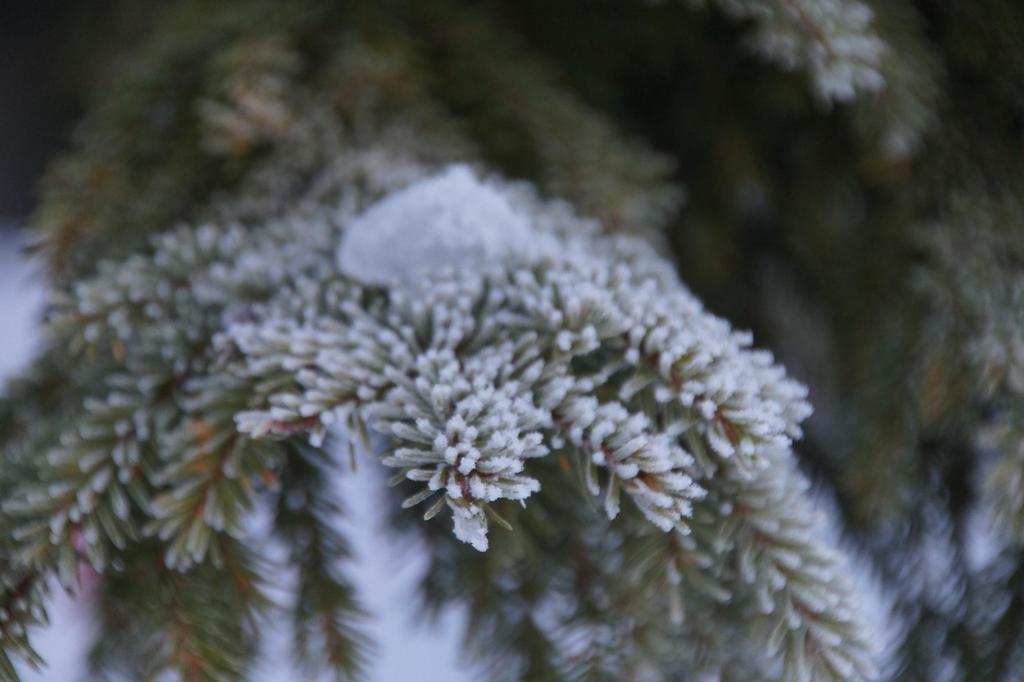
6, 150, 415, 578
229, 166, 882, 677
144, 373, 283, 571
2, 161, 883, 679
1, 375, 165, 679
3, 376, 160, 577
916, 194, 1024, 545
686, 0, 886, 102
694, 450, 880, 679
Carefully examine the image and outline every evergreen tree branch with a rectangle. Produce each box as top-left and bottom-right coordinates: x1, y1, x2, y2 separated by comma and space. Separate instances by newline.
688, 0, 886, 102
274, 441, 371, 680
87, 540, 267, 681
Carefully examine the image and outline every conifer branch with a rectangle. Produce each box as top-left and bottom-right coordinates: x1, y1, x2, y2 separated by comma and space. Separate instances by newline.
275, 441, 371, 680
688, 0, 887, 101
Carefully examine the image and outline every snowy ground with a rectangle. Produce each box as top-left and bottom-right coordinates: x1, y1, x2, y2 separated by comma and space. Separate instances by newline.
0, 228, 476, 681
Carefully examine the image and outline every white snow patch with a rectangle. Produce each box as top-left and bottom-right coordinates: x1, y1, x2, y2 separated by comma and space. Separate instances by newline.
336, 165, 539, 286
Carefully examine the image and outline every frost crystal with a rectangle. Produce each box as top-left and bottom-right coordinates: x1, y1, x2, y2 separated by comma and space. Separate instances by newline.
336, 164, 542, 286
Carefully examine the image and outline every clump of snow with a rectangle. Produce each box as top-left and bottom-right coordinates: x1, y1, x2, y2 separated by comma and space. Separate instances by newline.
336, 165, 539, 286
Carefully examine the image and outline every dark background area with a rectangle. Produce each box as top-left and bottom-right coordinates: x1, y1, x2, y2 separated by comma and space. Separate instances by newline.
1, 2, 82, 221
0, 1, 160, 224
